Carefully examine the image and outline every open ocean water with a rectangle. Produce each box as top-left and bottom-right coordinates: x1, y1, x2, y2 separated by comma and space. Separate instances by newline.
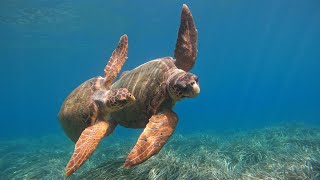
0, 0, 320, 179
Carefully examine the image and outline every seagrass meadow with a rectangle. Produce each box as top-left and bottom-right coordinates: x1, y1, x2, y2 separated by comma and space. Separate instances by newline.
1, 0, 320, 179
1, 123, 319, 179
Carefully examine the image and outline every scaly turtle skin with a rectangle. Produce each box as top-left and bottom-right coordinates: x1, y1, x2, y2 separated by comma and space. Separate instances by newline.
58, 35, 136, 176
109, 4, 200, 168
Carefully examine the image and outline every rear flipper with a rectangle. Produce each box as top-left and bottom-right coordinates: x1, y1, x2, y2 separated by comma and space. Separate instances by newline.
65, 120, 116, 176
124, 111, 178, 168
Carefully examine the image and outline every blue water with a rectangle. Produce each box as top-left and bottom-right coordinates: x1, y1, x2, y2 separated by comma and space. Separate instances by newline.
1, 0, 320, 178
1, 0, 319, 138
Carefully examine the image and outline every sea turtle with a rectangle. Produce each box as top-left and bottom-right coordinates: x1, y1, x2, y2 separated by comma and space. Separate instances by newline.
58, 35, 136, 176
109, 4, 200, 168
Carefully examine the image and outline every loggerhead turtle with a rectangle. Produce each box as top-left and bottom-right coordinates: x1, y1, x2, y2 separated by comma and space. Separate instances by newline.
109, 4, 200, 168
58, 35, 136, 176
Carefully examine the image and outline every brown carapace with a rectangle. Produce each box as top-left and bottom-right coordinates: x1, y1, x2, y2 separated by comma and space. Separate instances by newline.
59, 4, 200, 176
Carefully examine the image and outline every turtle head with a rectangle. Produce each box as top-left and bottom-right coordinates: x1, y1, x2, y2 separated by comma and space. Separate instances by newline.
105, 88, 136, 112
94, 88, 135, 113
167, 71, 200, 100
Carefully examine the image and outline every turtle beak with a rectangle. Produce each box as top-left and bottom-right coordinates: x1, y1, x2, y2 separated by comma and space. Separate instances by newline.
186, 81, 200, 97
193, 83, 200, 95
190, 83, 200, 97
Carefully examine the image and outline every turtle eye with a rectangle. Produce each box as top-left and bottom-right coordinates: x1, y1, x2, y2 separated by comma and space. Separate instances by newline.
194, 76, 199, 83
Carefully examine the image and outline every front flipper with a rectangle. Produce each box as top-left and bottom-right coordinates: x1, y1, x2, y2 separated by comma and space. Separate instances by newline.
65, 120, 116, 176
174, 4, 198, 72
124, 111, 178, 168
104, 34, 128, 87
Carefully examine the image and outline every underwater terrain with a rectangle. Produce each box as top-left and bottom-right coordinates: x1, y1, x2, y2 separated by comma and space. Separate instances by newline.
1, 123, 319, 179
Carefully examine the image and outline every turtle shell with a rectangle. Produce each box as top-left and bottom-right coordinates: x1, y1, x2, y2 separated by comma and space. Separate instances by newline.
110, 57, 177, 128
58, 77, 104, 142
